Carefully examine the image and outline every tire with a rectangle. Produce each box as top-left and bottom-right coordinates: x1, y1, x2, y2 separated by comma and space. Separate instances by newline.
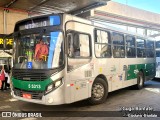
88, 78, 108, 105
136, 71, 144, 89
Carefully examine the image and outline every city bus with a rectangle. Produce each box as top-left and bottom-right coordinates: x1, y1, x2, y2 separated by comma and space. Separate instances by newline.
10, 13, 156, 105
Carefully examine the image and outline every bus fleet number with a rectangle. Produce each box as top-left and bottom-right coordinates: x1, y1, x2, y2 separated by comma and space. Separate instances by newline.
28, 84, 41, 89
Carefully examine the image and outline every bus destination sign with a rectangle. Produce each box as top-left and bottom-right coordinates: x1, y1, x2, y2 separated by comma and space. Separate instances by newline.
19, 21, 49, 30
18, 15, 61, 31
24, 21, 47, 30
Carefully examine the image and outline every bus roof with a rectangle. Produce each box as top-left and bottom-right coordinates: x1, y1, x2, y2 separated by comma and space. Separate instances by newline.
67, 13, 155, 40
14, 13, 155, 41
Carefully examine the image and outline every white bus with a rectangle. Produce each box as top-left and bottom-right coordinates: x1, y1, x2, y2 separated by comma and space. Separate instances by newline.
10, 13, 156, 105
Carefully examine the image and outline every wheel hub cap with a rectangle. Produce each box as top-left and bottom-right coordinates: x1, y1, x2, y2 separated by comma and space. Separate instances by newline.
92, 83, 104, 100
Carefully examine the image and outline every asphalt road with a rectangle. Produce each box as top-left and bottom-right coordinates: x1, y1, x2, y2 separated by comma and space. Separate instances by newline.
1, 80, 160, 120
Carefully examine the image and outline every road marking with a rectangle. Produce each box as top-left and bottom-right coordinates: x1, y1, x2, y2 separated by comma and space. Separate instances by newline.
0, 105, 11, 110
19, 118, 37, 120
7, 98, 19, 102
4, 98, 19, 102
145, 88, 160, 93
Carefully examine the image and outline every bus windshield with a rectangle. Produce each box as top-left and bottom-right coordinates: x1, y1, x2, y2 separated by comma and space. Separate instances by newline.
13, 31, 64, 69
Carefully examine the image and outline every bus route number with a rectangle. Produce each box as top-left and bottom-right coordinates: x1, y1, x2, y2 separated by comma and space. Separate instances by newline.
28, 84, 41, 89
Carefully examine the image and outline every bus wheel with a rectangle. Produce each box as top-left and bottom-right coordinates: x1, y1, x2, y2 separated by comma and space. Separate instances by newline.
88, 78, 108, 105
136, 71, 144, 89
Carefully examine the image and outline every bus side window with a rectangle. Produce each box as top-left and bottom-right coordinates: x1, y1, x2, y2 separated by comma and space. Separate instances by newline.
73, 33, 80, 57
95, 30, 111, 58
67, 32, 90, 58
67, 31, 91, 71
136, 38, 145, 58
126, 35, 136, 58
112, 32, 125, 58
67, 33, 80, 57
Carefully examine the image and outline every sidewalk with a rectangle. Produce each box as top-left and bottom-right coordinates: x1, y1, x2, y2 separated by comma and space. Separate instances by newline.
0, 89, 11, 102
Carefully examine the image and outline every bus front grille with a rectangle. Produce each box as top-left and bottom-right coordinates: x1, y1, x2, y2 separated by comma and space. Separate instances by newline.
12, 71, 48, 81
13, 88, 44, 100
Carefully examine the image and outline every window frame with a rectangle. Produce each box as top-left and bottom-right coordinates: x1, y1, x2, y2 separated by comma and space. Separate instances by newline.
125, 35, 136, 58
136, 37, 146, 58
146, 39, 155, 58
112, 32, 125, 58
13, 30, 65, 69
67, 30, 92, 59
156, 40, 160, 49
94, 29, 112, 58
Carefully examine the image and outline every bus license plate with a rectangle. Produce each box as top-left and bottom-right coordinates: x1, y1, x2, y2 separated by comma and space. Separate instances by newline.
22, 93, 31, 99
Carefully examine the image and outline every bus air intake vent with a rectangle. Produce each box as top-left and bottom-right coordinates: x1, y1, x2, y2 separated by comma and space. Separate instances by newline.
85, 70, 92, 77
12, 71, 48, 81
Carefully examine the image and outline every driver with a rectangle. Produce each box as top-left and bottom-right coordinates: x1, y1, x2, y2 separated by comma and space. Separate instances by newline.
34, 39, 48, 61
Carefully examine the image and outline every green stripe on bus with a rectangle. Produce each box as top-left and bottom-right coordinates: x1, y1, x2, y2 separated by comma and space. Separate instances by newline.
127, 64, 137, 80
127, 63, 155, 80
12, 77, 53, 91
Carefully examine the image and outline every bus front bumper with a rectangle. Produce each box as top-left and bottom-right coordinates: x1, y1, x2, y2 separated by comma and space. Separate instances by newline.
11, 84, 65, 105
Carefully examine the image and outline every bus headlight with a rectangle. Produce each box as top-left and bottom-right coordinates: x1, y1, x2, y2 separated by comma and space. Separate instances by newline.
55, 80, 61, 87
47, 84, 53, 92
45, 79, 63, 94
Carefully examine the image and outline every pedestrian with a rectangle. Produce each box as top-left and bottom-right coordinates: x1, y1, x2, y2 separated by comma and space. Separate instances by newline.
0, 78, 2, 89
4, 68, 9, 89
0, 66, 6, 91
